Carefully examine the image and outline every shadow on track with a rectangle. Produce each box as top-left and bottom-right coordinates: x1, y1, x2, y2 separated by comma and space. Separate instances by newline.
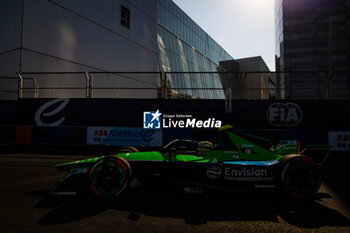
26, 190, 108, 224
27, 185, 350, 228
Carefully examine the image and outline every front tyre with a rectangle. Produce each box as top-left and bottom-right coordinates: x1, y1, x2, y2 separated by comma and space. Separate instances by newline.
280, 154, 321, 199
90, 156, 132, 198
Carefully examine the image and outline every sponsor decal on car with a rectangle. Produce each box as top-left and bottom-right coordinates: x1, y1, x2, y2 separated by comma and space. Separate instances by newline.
206, 165, 273, 182
206, 166, 222, 180
225, 167, 267, 177
222, 167, 273, 181
184, 187, 203, 194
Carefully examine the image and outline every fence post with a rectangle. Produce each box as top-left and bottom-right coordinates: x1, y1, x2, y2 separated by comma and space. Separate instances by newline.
225, 88, 232, 114
33, 77, 38, 98
162, 72, 168, 99
326, 71, 333, 99
84, 72, 90, 98
16, 73, 23, 99
88, 73, 94, 98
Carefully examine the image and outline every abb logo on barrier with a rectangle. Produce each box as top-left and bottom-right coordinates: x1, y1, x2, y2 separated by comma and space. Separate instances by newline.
93, 130, 109, 137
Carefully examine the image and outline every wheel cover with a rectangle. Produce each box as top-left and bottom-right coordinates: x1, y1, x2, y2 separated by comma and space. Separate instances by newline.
91, 160, 129, 197
282, 158, 320, 198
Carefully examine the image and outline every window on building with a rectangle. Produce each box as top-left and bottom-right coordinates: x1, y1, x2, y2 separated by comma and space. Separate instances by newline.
120, 5, 130, 29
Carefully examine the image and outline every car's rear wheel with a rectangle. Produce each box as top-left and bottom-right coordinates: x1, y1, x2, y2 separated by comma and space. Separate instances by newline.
90, 156, 132, 198
280, 154, 321, 199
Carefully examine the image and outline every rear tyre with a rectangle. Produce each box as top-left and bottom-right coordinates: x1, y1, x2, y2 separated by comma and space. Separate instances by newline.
117, 146, 139, 153
280, 154, 321, 199
90, 156, 132, 198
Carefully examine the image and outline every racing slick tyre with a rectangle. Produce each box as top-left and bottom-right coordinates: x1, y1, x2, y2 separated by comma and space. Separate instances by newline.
279, 154, 321, 199
117, 146, 139, 153
89, 156, 132, 198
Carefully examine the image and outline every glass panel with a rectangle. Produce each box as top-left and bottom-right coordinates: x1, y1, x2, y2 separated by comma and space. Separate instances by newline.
157, 1, 234, 99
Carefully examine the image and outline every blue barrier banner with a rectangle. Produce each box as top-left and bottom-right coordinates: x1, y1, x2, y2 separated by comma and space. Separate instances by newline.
87, 127, 162, 147
329, 131, 350, 151
31, 126, 86, 145
1, 98, 349, 130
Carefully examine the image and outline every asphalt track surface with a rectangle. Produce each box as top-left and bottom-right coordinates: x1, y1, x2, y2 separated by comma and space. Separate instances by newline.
1, 148, 350, 233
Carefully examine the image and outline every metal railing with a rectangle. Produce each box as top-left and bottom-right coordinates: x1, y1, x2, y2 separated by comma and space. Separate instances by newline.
15, 71, 162, 99
0, 76, 40, 99
0, 71, 348, 100
17, 72, 90, 99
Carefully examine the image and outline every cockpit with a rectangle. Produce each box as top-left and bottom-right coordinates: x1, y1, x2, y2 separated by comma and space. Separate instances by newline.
161, 139, 213, 156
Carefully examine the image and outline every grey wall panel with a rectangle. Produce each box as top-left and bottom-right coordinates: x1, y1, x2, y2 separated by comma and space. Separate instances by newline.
50, 0, 158, 53
20, 50, 159, 98
127, 0, 157, 19
0, 50, 21, 99
21, 50, 92, 98
21, 49, 98, 73
1, 0, 159, 99
23, 0, 158, 72
126, 0, 158, 52
0, 0, 22, 53
0, 49, 20, 76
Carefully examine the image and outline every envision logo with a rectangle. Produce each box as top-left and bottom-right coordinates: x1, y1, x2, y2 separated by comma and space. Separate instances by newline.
266, 103, 302, 127
225, 167, 267, 177
206, 166, 222, 179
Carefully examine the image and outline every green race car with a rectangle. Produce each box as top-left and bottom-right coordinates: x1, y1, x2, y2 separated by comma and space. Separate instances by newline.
51, 125, 331, 199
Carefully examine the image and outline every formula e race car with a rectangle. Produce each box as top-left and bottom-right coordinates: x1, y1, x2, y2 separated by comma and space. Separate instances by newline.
51, 125, 331, 199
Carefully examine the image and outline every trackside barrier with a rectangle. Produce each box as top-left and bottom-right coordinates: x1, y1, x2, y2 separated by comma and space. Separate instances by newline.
11, 71, 350, 100
0, 125, 332, 150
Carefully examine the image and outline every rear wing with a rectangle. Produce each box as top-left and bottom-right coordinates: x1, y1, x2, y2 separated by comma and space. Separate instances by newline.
300, 145, 332, 164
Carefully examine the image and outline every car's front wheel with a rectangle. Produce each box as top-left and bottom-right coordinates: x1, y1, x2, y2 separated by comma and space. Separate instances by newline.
89, 156, 132, 198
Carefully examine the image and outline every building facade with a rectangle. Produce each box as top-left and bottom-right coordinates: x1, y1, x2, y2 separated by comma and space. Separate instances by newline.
157, 0, 233, 99
219, 57, 275, 100
0, 0, 237, 99
236, 57, 275, 100
275, 0, 350, 99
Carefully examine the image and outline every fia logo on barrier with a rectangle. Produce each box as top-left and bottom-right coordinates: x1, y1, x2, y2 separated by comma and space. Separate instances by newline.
143, 110, 162, 129
266, 102, 302, 127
